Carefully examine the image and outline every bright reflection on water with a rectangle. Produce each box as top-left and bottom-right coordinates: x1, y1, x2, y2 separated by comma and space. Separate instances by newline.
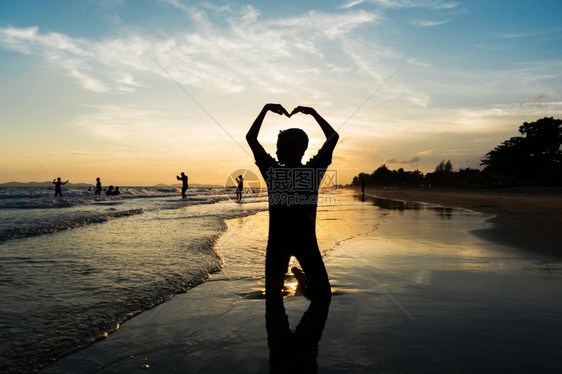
35, 190, 562, 373
315, 192, 562, 373
0, 195, 268, 373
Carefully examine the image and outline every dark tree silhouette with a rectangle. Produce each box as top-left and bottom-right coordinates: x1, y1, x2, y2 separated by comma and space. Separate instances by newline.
350, 117, 561, 188
434, 159, 453, 173
425, 159, 454, 186
481, 117, 562, 184
352, 164, 423, 187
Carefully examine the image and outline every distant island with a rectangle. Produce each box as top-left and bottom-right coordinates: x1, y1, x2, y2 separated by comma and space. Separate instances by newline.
0, 181, 94, 188
0, 182, 223, 188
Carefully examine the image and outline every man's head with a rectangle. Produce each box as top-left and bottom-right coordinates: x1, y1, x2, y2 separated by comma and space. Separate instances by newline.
276, 128, 309, 166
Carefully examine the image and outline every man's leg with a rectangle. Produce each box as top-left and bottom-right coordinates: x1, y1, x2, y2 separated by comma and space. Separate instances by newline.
264, 246, 292, 371
295, 245, 331, 298
265, 291, 290, 372
265, 248, 291, 299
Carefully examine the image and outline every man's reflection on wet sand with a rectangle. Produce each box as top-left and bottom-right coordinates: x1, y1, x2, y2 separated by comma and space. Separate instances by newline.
266, 296, 330, 374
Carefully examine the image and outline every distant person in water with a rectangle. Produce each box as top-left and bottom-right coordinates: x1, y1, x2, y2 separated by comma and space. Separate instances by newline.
246, 103, 338, 301
113, 186, 121, 196
176, 172, 189, 199
106, 185, 114, 196
236, 174, 244, 202
95, 177, 102, 197
361, 179, 366, 195
52, 177, 68, 198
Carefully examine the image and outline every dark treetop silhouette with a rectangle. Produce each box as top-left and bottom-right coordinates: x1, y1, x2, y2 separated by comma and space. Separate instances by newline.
481, 117, 562, 184
352, 117, 562, 188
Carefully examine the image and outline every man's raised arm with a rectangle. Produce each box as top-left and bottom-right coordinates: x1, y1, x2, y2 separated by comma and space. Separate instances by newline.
246, 103, 289, 154
290, 106, 339, 150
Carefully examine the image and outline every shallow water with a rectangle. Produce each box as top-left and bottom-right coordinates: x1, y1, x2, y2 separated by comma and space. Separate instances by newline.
38, 190, 562, 373
320, 192, 562, 373
209, 191, 562, 373
0, 187, 267, 373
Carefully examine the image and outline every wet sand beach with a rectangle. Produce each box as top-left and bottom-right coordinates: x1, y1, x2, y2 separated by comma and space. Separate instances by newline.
42, 191, 562, 373
360, 186, 562, 255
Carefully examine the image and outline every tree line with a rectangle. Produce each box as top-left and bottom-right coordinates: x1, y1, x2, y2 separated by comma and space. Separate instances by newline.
351, 117, 562, 188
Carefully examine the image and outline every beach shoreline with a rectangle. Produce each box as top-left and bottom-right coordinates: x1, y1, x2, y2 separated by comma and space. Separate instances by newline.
41, 190, 562, 373
354, 186, 562, 256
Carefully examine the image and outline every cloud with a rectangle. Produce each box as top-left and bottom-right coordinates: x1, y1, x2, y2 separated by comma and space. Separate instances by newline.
529, 94, 546, 102
1, 151, 104, 158
240, 4, 260, 24
366, 0, 459, 10
162, 0, 202, 20
498, 27, 562, 39
385, 156, 420, 164
411, 19, 450, 27
270, 10, 378, 40
473, 137, 492, 144
342, 0, 366, 9
70, 69, 108, 93
67, 104, 248, 159
417, 148, 472, 157
0, 6, 379, 95
383, 84, 431, 107
0, 26, 38, 53
1, 4, 558, 143
71, 105, 184, 144
338, 136, 353, 144
340, 37, 401, 83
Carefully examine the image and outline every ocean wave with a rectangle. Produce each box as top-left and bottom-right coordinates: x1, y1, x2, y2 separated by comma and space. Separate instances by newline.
0, 189, 231, 209
0, 209, 144, 243
0, 187, 157, 209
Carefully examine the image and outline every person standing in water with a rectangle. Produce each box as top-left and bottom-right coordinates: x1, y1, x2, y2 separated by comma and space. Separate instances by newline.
246, 103, 338, 300
53, 177, 68, 198
176, 172, 189, 199
95, 177, 102, 197
236, 174, 244, 202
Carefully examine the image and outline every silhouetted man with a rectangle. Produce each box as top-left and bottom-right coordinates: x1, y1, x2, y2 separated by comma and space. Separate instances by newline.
176, 172, 189, 199
236, 174, 244, 202
52, 177, 68, 198
95, 177, 102, 197
246, 103, 338, 300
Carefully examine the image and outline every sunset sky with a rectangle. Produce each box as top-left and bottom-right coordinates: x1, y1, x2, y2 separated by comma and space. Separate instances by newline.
1, 0, 561, 186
